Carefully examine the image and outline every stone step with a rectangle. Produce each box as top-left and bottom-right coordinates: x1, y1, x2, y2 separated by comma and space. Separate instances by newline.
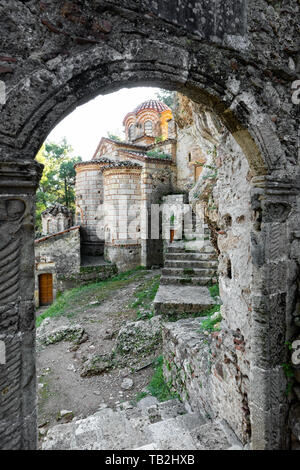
166, 246, 216, 255
41, 397, 237, 451
190, 420, 235, 450
153, 284, 216, 315
164, 260, 217, 269
160, 275, 217, 286
146, 416, 199, 450
42, 407, 152, 450
162, 267, 216, 277
165, 252, 217, 261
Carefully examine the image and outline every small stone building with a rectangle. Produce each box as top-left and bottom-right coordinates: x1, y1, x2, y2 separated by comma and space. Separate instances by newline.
35, 204, 116, 307
41, 203, 73, 235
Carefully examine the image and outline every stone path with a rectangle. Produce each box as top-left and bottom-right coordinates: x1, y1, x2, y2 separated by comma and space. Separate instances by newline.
41, 397, 242, 450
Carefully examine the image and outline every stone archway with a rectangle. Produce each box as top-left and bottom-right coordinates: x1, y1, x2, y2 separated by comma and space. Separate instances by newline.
0, 1, 299, 450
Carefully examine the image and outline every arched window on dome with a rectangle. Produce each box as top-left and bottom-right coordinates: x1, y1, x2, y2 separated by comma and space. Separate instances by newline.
144, 120, 153, 136
128, 125, 134, 141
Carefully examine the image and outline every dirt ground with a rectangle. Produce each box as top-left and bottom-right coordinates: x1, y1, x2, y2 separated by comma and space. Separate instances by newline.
36, 269, 162, 441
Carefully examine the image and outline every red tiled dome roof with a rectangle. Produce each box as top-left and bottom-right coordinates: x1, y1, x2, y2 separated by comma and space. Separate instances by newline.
133, 99, 170, 114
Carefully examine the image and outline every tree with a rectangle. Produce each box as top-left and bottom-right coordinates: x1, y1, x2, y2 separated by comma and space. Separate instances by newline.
107, 131, 122, 141
35, 138, 82, 232
155, 89, 176, 110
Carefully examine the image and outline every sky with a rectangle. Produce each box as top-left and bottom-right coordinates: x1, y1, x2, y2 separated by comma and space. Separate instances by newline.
47, 86, 163, 161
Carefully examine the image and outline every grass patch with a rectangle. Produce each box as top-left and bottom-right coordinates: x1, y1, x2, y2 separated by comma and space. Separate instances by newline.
199, 312, 222, 333
135, 391, 148, 402
196, 282, 222, 333
209, 283, 219, 299
131, 274, 160, 315
146, 356, 180, 402
36, 266, 147, 327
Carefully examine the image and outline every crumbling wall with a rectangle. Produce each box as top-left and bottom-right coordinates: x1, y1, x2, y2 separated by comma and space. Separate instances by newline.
165, 98, 253, 444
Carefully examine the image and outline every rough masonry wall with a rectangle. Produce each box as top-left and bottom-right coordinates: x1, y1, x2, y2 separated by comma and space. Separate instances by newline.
164, 125, 253, 444
34, 227, 81, 306
35, 227, 81, 276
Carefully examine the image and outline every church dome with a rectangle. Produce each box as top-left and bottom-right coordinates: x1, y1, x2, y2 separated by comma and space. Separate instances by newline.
133, 99, 170, 114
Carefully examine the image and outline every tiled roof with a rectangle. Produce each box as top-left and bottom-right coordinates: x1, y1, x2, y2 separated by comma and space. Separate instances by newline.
75, 158, 112, 167
101, 161, 142, 171
134, 99, 170, 114
123, 100, 170, 124
42, 204, 72, 216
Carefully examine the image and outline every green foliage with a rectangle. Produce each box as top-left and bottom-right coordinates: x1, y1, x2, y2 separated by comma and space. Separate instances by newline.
36, 266, 147, 327
146, 356, 180, 402
35, 138, 82, 231
107, 132, 122, 141
199, 313, 222, 333
146, 150, 172, 160
131, 275, 160, 316
154, 90, 176, 111
196, 283, 222, 333
135, 391, 148, 402
209, 284, 220, 299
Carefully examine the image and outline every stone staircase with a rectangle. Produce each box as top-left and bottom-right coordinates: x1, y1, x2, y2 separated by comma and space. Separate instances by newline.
41, 397, 242, 450
160, 244, 218, 286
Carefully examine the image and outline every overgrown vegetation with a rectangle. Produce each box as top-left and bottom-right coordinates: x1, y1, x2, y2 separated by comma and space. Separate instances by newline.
146, 150, 172, 160
131, 274, 160, 319
197, 282, 222, 333
199, 313, 222, 333
136, 356, 180, 403
36, 267, 147, 327
35, 138, 82, 232
154, 90, 176, 111
209, 283, 220, 300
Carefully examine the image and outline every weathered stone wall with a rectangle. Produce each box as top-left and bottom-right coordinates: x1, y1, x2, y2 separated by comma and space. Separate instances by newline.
216, 134, 253, 345
104, 244, 141, 272
163, 130, 253, 444
35, 226, 81, 276
34, 226, 81, 307
163, 318, 251, 445
57, 263, 117, 291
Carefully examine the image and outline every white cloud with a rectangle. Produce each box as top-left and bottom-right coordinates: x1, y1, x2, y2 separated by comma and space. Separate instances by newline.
47, 86, 162, 161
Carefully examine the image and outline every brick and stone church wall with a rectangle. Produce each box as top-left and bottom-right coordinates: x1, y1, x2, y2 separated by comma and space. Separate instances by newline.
103, 164, 142, 271
75, 162, 104, 255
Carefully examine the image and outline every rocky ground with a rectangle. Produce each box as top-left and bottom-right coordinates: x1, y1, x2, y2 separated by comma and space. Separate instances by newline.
36, 268, 163, 445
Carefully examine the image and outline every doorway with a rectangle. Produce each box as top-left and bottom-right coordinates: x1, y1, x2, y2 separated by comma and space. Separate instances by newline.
39, 273, 53, 306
